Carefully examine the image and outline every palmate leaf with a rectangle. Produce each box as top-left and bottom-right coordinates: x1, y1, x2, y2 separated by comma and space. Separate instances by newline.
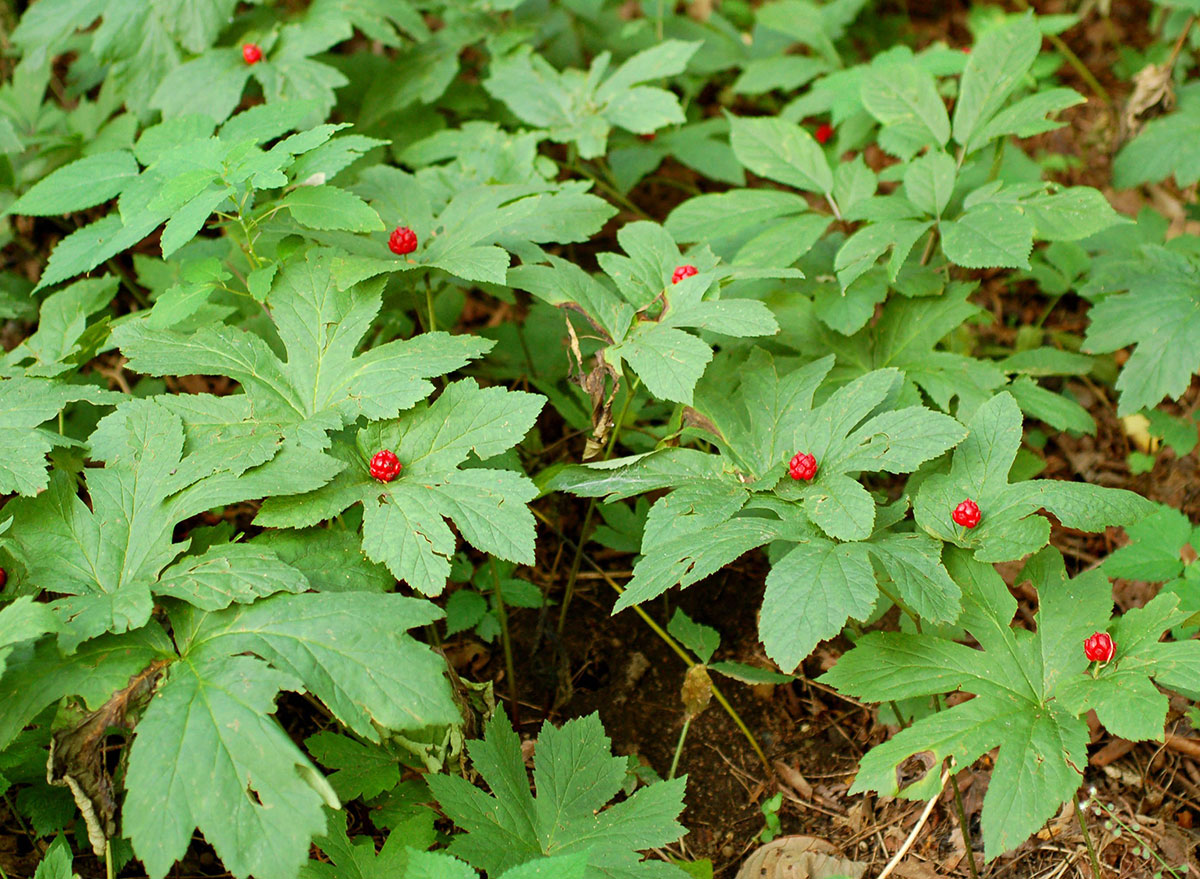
1082, 244, 1200, 415
300, 809, 590, 879
797, 284, 1007, 414
820, 548, 1106, 859
22, 104, 385, 290
427, 711, 686, 879
305, 731, 401, 801
401, 121, 618, 245
257, 380, 544, 595
123, 655, 332, 879
1056, 592, 1200, 741
154, 543, 310, 612
940, 183, 1127, 272
553, 352, 966, 670
0, 376, 121, 497
483, 41, 700, 159
510, 221, 787, 405
1113, 83, 1200, 188
1, 399, 334, 650
112, 250, 489, 454
0, 625, 175, 752
124, 591, 458, 879
859, 53, 949, 160
327, 172, 603, 288
913, 393, 1153, 562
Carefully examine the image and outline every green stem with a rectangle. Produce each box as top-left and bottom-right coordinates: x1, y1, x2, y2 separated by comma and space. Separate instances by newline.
987, 137, 1006, 182
106, 839, 114, 879
1074, 792, 1104, 878
491, 559, 520, 728
933, 694, 980, 877
556, 379, 640, 636
1010, 0, 1110, 103
1089, 795, 1182, 877
874, 578, 920, 628
236, 190, 262, 269
1034, 292, 1064, 329
531, 507, 771, 772
3, 790, 36, 852
569, 159, 652, 219
949, 772, 981, 879
668, 716, 692, 779
425, 277, 437, 333
918, 227, 939, 267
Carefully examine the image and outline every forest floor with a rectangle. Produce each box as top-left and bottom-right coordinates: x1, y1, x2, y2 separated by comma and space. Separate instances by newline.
5, 1, 1200, 878
477, 2, 1200, 878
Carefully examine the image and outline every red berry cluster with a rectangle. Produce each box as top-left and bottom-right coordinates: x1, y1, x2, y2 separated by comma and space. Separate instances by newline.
671, 264, 698, 284
369, 449, 402, 483
788, 452, 817, 481
814, 122, 834, 145
638, 132, 657, 142
389, 226, 418, 255
951, 498, 981, 529
1084, 632, 1115, 663
0, 567, 6, 589
242, 43, 263, 65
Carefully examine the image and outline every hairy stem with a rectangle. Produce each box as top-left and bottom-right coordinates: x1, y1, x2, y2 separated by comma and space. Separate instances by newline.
1074, 792, 1104, 878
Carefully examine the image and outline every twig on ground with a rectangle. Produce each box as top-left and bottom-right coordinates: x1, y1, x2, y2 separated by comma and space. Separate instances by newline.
875, 764, 953, 879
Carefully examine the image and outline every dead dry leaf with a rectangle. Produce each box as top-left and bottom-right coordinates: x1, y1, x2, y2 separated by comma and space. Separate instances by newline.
735, 835, 868, 879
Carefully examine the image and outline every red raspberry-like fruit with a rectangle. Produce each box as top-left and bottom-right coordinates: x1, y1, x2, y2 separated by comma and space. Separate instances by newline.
814, 122, 834, 145
0, 567, 6, 589
388, 226, 418, 255
369, 449, 402, 483
671, 265, 699, 284
951, 498, 981, 528
242, 43, 263, 65
1084, 632, 1115, 663
788, 452, 818, 481
639, 132, 657, 142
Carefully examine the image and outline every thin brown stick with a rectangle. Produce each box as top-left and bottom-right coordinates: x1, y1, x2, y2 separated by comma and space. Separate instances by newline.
875, 765, 952, 879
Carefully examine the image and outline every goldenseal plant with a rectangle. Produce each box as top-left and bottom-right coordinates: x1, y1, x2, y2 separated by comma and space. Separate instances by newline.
3, 2, 1200, 878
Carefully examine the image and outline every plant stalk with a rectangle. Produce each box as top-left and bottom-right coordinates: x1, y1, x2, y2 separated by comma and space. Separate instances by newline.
491, 558, 521, 729
532, 507, 771, 772
1010, 0, 1111, 104
668, 716, 692, 779
1074, 792, 1104, 878
949, 771, 981, 879
556, 378, 639, 636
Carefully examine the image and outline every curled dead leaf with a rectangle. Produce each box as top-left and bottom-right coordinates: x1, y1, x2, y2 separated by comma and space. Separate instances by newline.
564, 314, 619, 461
47, 659, 169, 857
1122, 62, 1175, 140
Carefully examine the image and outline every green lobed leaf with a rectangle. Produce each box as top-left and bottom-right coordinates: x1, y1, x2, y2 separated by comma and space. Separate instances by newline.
429, 711, 686, 879
123, 655, 335, 879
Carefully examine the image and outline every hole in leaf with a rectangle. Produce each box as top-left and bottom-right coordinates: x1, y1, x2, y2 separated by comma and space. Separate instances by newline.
895, 751, 936, 790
